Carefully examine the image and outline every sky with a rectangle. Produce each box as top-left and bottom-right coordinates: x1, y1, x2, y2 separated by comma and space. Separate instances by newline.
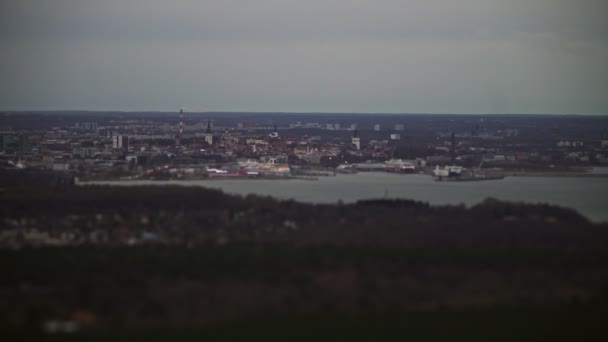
0, 0, 607, 114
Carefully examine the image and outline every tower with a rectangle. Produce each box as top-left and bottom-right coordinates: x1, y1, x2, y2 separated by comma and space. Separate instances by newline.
175, 108, 184, 146
352, 129, 361, 150
268, 122, 279, 138
204, 120, 213, 145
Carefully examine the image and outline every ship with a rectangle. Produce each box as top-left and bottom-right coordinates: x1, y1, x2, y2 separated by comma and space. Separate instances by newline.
433, 164, 504, 182
353, 161, 387, 172
237, 158, 291, 176
385, 159, 416, 173
433, 165, 463, 178
335, 164, 359, 174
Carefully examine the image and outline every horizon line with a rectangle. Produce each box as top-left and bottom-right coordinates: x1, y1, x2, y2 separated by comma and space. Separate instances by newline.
1, 110, 607, 116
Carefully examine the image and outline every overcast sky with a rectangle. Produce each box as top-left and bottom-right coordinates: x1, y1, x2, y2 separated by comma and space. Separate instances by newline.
1, 0, 607, 114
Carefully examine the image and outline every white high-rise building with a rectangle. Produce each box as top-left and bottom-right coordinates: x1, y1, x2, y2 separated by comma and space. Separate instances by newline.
113, 135, 129, 151
352, 130, 360, 150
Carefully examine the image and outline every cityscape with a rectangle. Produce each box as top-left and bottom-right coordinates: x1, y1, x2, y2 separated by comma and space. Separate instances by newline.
2, 0, 608, 340
3, 111, 608, 182
2, 111, 608, 339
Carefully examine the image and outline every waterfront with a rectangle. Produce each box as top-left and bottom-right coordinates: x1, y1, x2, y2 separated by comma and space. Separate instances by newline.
88, 173, 608, 223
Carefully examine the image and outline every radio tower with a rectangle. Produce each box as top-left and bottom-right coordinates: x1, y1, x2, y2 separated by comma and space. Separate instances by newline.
175, 108, 184, 146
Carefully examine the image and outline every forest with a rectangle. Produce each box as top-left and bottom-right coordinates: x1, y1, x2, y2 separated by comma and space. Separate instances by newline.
1, 169, 607, 340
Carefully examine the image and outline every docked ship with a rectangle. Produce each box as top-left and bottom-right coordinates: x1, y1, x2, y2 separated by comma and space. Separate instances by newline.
352, 161, 387, 172
237, 158, 291, 176
433, 165, 504, 182
336, 159, 416, 174
385, 159, 416, 173
433, 165, 463, 178
335, 164, 359, 174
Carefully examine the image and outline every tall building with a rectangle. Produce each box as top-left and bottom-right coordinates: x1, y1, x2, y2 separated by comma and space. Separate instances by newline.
352, 130, 361, 150
18, 134, 28, 158
394, 124, 404, 131
122, 136, 129, 153
374, 124, 381, 131
0, 134, 17, 153
113, 135, 129, 152
204, 120, 213, 145
76, 122, 98, 132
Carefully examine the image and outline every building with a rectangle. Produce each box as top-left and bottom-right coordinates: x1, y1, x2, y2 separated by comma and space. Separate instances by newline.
75, 122, 98, 132
394, 124, 404, 131
352, 130, 361, 150
390, 133, 401, 141
374, 124, 381, 131
204, 120, 213, 145
557, 141, 584, 148
0, 134, 17, 153
268, 123, 279, 139
18, 134, 29, 158
113, 135, 129, 152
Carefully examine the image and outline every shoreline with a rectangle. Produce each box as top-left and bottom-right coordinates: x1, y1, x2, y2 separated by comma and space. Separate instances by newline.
76, 175, 318, 184
73, 173, 608, 223
504, 171, 608, 178
77, 170, 608, 184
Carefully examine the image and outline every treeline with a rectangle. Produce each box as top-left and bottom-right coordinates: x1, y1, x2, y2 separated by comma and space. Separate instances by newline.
1, 169, 608, 335
0, 170, 604, 251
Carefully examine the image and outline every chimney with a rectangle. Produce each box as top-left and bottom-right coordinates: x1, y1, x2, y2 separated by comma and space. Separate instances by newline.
175, 108, 184, 146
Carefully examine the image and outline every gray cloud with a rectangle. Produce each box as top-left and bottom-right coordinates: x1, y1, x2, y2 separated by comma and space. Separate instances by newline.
1, 0, 607, 113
